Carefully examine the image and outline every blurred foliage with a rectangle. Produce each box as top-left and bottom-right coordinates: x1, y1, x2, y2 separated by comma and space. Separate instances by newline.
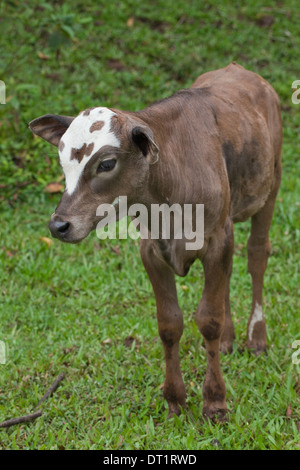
0, 0, 299, 203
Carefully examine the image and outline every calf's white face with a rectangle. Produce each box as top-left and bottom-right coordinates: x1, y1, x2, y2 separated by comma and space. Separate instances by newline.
59, 107, 120, 195
29, 107, 159, 243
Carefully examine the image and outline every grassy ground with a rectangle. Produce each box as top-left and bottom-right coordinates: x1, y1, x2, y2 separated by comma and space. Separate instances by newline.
0, 0, 299, 450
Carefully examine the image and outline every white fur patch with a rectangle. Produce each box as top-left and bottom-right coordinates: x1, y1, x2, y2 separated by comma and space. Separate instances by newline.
248, 302, 263, 341
59, 107, 120, 195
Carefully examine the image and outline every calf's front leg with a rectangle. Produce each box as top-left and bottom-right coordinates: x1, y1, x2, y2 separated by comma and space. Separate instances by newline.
196, 219, 233, 421
140, 239, 186, 417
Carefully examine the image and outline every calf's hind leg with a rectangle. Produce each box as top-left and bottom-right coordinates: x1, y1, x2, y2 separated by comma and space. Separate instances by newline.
246, 186, 280, 354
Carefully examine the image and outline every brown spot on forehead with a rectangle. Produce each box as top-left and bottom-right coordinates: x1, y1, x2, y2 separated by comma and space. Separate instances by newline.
70, 142, 94, 163
89, 120, 105, 133
109, 113, 125, 143
86, 142, 94, 156
80, 107, 96, 116
59, 140, 65, 152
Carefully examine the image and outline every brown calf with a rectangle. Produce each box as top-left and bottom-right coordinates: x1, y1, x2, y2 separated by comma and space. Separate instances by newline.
29, 63, 282, 421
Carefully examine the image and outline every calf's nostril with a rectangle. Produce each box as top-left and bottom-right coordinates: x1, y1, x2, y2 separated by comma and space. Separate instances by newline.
56, 221, 70, 234
49, 218, 71, 237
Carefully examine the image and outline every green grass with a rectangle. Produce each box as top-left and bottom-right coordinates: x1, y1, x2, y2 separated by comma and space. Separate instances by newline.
0, 0, 299, 450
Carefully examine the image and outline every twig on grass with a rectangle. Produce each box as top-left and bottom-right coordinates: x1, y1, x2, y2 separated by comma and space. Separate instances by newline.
0, 411, 43, 428
0, 372, 65, 429
35, 372, 65, 409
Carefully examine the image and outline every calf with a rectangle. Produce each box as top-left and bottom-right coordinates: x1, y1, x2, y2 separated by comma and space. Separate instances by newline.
29, 63, 282, 421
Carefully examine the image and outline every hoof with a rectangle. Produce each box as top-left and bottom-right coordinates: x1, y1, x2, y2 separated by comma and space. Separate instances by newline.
220, 341, 233, 354
220, 327, 235, 355
249, 348, 267, 357
203, 405, 228, 423
247, 319, 267, 355
247, 342, 267, 356
167, 402, 186, 418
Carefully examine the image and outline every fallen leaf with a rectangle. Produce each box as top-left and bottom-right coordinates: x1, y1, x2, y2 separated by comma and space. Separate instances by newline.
44, 182, 64, 193
2, 247, 16, 257
39, 236, 53, 247
256, 15, 274, 28
286, 403, 292, 418
44, 154, 51, 166
37, 51, 50, 60
106, 58, 126, 71
5, 250, 14, 258
127, 17, 134, 27
111, 245, 120, 255
124, 336, 140, 348
56, 174, 65, 183
22, 375, 32, 383
103, 338, 112, 344
117, 435, 124, 448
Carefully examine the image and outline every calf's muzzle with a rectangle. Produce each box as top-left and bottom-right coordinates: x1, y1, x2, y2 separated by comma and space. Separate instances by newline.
49, 216, 71, 240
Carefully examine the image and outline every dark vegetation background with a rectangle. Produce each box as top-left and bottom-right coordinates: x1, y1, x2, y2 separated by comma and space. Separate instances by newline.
0, 0, 299, 450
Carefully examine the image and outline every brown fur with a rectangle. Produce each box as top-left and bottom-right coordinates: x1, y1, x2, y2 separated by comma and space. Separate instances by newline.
70, 142, 94, 163
89, 121, 105, 133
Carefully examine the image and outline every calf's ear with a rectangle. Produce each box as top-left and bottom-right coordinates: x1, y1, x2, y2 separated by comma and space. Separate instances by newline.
29, 114, 75, 147
131, 126, 159, 165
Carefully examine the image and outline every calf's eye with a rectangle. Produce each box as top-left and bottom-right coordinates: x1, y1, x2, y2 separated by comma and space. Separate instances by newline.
97, 158, 116, 173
